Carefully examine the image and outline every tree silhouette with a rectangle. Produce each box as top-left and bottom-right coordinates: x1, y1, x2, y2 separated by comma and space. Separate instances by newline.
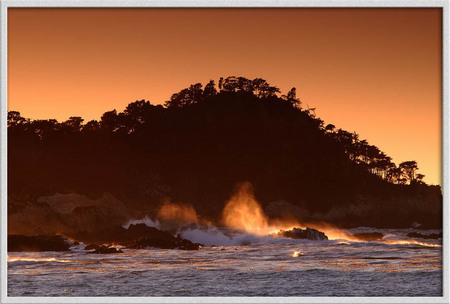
124, 100, 152, 121
100, 110, 119, 131
189, 83, 203, 101
285, 87, 301, 108
237, 77, 254, 93
415, 173, 426, 184
387, 166, 403, 184
165, 83, 204, 108
399, 161, 419, 184
251, 78, 268, 97
82, 120, 100, 133
222, 76, 239, 92
63, 116, 84, 132
29, 119, 58, 139
7, 111, 27, 128
203, 80, 217, 100
325, 124, 335, 132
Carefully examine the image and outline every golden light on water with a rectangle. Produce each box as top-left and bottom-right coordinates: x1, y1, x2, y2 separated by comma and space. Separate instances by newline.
300, 222, 361, 242
292, 251, 302, 258
7, 256, 71, 263
384, 239, 442, 248
337, 241, 351, 245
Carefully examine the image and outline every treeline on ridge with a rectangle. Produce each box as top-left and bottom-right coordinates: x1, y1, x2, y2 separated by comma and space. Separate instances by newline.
8, 76, 426, 186
7, 76, 442, 229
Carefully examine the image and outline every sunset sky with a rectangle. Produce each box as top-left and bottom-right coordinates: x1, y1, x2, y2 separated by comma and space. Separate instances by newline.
8, 8, 442, 185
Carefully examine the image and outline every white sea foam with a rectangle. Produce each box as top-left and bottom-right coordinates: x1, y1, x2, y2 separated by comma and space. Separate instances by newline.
179, 226, 313, 246
180, 227, 233, 246
122, 215, 160, 229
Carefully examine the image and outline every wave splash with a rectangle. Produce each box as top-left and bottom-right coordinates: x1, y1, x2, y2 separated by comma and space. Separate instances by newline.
119, 183, 442, 248
122, 215, 160, 229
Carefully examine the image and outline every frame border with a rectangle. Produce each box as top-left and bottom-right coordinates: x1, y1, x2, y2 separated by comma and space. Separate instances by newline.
1, 1, 448, 303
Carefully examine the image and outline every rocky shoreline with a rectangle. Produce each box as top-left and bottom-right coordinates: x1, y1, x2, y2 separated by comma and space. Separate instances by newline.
8, 223, 203, 253
8, 224, 337, 253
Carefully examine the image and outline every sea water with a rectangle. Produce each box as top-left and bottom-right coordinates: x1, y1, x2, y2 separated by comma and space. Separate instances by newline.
7, 227, 442, 297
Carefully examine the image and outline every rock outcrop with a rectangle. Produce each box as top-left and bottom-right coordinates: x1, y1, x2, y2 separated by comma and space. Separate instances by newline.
277, 227, 328, 240
8, 223, 202, 252
8, 193, 131, 237
8, 235, 71, 252
129, 235, 201, 250
74, 223, 202, 250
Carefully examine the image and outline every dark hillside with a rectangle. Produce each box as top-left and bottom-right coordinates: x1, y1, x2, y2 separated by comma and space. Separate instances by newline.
8, 77, 442, 236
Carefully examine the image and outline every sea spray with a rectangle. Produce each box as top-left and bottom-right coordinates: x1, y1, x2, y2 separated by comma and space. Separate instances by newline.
158, 201, 199, 224
178, 225, 321, 247
122, 215, 160, 229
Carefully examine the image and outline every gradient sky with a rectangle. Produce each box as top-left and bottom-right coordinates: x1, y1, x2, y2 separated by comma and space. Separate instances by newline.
8, 8, 442, 185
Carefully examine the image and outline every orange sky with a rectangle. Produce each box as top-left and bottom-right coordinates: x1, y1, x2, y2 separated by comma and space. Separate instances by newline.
7, 8, 442, 185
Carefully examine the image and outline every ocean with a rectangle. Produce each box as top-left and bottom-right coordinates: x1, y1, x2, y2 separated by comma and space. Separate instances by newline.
7, 227, 442, 297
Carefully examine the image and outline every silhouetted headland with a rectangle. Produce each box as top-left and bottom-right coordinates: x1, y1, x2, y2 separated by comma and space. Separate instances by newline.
8, 76, 442, 245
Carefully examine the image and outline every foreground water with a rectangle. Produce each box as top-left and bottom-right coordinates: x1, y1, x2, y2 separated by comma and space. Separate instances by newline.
8, 227, 442, 297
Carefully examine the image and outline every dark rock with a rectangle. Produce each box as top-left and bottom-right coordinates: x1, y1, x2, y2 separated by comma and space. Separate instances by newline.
130, 236, 176, 249
8, 234, 71, 252
84, 243, 101, 251
277, 227, 328, 240
74, 223, 202, 250
128, 234, 201, 250
352, 232, 384, 241
87, 245, 123, 254
407, 232, 442, 239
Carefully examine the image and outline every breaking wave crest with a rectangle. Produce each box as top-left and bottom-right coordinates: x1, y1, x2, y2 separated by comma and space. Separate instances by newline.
8, 257, 71, 266
179, 227, 271, 246
122, 215, 160, 229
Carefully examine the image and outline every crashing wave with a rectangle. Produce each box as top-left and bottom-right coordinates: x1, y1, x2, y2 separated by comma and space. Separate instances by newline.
122, 215, 160, 229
